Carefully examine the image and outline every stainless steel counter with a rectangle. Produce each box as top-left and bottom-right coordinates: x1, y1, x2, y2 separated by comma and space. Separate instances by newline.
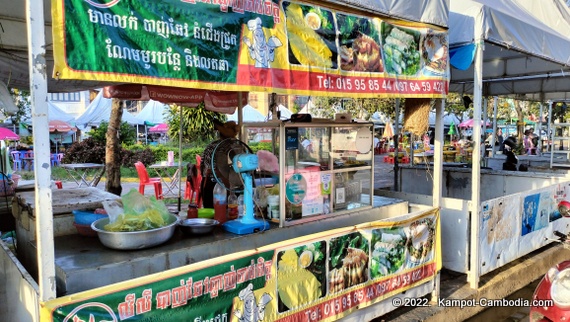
13, 188, 121, 283
46, 195, 408, 295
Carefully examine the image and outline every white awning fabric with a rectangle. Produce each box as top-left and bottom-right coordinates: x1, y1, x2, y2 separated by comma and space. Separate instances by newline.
449, 0, 570, 100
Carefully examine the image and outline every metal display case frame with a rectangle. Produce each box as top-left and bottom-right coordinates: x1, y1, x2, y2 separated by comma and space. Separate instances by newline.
241, 120, 375, 227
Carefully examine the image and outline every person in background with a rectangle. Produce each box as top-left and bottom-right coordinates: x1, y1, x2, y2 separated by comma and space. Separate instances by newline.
301, 136, 312, 157
523, 129, 535, 155
450, 135, 459, 148
484, 133, 493, 150
496, 128, 504, 152
200, 120, 240, 208
530, 128, 539, 153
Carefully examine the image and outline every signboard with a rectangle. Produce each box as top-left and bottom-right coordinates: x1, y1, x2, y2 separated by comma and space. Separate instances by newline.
285, 127, 298, 150
478, 182, 570, 275
42, 208, 440, 322
52, 0, 449, 98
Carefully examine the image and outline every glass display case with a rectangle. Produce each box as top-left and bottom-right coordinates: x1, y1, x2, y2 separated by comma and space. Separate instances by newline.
241, 121, 374, 227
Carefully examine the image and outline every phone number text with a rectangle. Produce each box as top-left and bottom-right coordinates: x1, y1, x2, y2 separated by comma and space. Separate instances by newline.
315, 75, 446, 94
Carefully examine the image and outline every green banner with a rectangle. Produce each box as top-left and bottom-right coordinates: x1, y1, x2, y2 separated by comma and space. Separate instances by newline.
43, 209, 440, 321
50, 251, 274, 321
52, 0, 449, 98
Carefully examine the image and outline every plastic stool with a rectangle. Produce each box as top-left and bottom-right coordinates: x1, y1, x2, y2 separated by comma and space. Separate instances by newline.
55, 181, 63, 189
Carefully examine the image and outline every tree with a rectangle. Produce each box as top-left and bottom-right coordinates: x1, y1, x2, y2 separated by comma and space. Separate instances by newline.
307, 96, 399, 120
444, 93, 469, 123
105, 98, 123, 196
165, 103, 226, 144
8, 88, 30, 125
88, 120, 136, 145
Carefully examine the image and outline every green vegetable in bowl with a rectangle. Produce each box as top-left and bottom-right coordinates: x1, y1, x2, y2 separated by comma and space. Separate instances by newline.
104, 208, 166, 232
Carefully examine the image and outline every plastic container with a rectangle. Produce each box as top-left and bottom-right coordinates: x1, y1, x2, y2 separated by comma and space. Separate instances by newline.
227, 192, 238, 220
198, 208, 215, 219
187, 204, 198, 219
73, 222, 98, 237
237, 194, 245, 219
213, 183, 227, 224
72, 210, 108, 226
267, 195, 279, 219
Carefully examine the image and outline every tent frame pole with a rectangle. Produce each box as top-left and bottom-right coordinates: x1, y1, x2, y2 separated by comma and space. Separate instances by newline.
27, 0, 56, 301
468, 15, 484, 290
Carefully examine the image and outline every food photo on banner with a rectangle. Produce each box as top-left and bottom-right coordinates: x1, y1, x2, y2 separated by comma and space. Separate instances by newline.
43, 209, 440, 322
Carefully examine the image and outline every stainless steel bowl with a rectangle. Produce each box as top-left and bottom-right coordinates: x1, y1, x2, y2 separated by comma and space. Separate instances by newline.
179, 218, 219, 235
91, 213, 179, 250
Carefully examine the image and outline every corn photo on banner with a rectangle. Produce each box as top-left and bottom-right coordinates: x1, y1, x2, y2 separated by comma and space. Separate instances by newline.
41, 208, 440, 322
52, 0, 449, 98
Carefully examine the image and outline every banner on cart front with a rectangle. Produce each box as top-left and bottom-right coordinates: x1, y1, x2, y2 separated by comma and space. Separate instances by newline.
52, 0, 449, 98
42, 208, 440, 322
479, 182, 570, 275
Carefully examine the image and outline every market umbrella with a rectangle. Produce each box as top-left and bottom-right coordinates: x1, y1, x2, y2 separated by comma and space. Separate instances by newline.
0, 127, 19, 141
458, 119, 491, 128
49, 120, 75, 133
382, 121, 394, 139
148, 123, 168, 133
49, 120, 76, 154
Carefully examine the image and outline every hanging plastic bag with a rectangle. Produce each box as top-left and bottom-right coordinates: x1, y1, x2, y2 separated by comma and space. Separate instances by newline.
103, 189, 170, 232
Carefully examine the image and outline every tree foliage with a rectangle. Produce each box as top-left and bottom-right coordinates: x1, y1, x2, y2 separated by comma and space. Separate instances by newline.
444, 93, 469, 122
304, 96, 399, 120
165, 103, 226, 144
88, 120, 136, 145
8, 88, 31, 125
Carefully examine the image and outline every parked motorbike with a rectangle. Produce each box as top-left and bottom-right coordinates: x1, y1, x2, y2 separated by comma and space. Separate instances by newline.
530, 224, 570, 321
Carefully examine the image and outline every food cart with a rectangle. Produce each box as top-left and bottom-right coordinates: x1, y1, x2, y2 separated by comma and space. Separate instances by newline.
0, 0, 450, 321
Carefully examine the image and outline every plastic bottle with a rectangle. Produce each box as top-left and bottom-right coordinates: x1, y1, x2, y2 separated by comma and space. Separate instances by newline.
334, 173, 346, 210
227, 192, 239, 220
237, 194, 245, 219
267, 195, 280, 219
213, 183, 227, 224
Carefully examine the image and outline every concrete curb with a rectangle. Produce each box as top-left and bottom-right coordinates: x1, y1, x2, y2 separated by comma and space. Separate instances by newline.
380, 243, 570, 321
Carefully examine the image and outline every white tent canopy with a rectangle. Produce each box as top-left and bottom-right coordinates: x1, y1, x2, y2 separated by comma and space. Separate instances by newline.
448, 0, 570, 289
277, 104, 293, 119
299, 99, 317, 115
266, 104, 293, 120
19, 101, 76, 125
75, 91, 144, 128
449, 0, 570, 99
135, 100, 169, 125
371, 111, 390, 124
227, 104, 265, 122
47, 102, 75, 123
430, 111, 460, 126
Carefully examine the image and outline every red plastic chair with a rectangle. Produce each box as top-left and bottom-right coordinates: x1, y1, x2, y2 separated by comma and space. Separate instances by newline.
184, 155, 202, 207
134, 161, 163, 200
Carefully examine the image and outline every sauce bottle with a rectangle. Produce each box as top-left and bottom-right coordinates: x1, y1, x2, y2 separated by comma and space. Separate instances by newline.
187, 204, 198, 219
213, 183, 227, 224
227, 192, 239, 220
